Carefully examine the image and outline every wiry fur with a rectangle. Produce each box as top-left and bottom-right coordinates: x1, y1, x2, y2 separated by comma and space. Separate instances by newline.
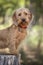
0, 8, 32, 55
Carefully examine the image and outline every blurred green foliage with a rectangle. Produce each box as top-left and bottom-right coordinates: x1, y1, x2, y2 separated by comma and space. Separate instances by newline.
27, 25, 43, 48
0, 0, 43, 16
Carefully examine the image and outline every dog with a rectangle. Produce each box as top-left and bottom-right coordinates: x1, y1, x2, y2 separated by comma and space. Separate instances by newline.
0, 8, 32, 55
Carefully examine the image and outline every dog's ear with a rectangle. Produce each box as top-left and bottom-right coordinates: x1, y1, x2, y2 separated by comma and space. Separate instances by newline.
12, 11, 18, 26
27, 12, 34, 29
12, 11, 16, 21
30, 11, 34, 22
28, 10, 34, 22
27, 9, 32, 21
30, 12, 32, 20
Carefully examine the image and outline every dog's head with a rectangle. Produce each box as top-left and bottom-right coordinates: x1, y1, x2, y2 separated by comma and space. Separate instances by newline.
12, 8, 32, 29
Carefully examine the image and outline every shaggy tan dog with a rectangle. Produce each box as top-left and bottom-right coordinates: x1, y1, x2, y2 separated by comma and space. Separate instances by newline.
0, 8, 32, 55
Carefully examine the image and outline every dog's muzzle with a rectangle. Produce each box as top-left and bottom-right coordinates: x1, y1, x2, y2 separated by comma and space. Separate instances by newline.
18, 21, 27, 29
22, 18, 26, 22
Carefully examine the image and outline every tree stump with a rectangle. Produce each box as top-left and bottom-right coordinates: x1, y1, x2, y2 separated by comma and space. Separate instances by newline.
0, 54, 20, 65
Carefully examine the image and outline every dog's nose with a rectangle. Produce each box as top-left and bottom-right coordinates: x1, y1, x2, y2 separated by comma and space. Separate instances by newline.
22, 19, 25, 22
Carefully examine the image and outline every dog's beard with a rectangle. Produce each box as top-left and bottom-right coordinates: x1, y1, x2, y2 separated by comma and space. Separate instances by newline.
18, 21, 28, 29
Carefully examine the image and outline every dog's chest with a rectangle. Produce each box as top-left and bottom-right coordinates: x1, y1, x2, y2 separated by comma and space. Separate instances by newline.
16, 28, 26, 41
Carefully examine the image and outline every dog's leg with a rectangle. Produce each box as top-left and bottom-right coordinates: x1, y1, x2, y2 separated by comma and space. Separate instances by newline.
9, 44, 18, 55
8, 38, 18, 55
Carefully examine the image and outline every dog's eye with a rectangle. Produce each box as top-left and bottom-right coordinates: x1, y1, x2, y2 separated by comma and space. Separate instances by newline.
24, 12, 27, 15
18, 13, 21, 16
